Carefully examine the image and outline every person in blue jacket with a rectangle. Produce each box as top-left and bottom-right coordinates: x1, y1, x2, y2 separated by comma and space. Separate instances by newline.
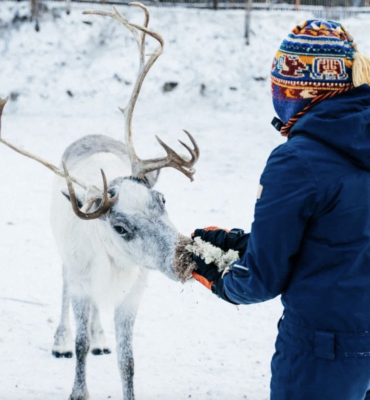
191, 20, 370, 400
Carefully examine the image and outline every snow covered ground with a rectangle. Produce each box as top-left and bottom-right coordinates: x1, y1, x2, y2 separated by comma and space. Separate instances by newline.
1, 2, 370, 399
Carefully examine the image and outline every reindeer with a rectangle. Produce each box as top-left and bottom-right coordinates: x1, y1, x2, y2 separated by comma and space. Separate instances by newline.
0, 3, 199, 399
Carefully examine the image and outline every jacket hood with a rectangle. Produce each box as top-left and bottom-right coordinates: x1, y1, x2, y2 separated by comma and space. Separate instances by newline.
290, 84, 370, 170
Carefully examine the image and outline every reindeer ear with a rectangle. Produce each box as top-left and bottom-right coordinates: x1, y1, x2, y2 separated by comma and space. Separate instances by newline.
61, 187, 85, 209
145, 170, 161, 188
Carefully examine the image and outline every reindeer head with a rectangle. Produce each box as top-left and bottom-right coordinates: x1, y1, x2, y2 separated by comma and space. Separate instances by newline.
105, 177, 180, 280
61, 170, 182, 280
0, 3, 199, 281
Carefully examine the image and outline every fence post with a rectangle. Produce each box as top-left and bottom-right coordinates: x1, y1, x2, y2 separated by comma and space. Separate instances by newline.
214, 0, 218, 10
30, 0, 39, 31
245, 0, 252, 45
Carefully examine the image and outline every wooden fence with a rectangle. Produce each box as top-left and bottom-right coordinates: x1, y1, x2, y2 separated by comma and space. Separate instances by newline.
4, 0, 370, 29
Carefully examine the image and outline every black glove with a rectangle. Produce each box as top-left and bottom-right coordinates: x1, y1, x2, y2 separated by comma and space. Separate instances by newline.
192, 254, 239, 305
192, 254, 221, 282
193, 227, 250, 257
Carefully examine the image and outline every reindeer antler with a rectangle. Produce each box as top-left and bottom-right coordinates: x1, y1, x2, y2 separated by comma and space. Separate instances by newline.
84, 3, 200, 181
63, 162, 118, 220
0, 3, 199, 222
0, 97, 117, 219
0, 97, 88, 189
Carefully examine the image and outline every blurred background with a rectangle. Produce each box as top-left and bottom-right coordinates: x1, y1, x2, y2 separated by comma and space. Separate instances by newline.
0, 1, 369, 399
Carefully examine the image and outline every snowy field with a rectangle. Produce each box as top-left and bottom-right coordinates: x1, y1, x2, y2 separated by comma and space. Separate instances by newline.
1, 2, 370, 399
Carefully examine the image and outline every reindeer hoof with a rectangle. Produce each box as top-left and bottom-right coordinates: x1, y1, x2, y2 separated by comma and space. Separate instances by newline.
53, 326, 73, 358
52, 350, 73, 358
69, 393, 89, 400
91, 347, 111, 356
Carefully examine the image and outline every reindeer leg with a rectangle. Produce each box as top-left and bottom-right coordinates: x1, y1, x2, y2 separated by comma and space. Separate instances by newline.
53, 265, 73, 358
69, 296, 91, 400
90, 302, 111, 356
114, 283, 145, 400
115, 305, 136, 400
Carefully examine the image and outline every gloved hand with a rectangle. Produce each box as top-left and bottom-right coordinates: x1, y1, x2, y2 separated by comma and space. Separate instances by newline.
191, 226, 248, 305
192, 226, 230, 251
191, 227, 228, 290
191, 255, 238, 305
192, 254, 221, 290
192, 226, 250, 257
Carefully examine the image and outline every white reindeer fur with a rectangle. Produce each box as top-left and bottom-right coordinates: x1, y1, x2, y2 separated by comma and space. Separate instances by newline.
50, 139, 180, 400
51, 153, 143, 304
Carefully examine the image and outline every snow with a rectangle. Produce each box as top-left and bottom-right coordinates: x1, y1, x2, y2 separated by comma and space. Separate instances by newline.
1, 2, 370, 399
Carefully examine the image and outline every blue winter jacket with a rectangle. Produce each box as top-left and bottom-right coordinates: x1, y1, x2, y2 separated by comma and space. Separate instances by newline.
223, 84, 370, 332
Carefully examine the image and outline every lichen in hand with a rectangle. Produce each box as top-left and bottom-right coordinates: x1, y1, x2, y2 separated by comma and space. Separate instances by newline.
174, 235, 240, 283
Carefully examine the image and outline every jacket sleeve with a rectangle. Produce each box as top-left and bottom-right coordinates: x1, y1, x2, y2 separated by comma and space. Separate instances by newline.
222, 144, 318, 305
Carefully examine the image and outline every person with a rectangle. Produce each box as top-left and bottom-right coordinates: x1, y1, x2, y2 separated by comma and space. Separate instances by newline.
191, 20, 370, 400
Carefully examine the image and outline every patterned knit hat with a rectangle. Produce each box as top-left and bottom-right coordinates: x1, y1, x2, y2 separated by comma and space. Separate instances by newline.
271, 20, 367, 136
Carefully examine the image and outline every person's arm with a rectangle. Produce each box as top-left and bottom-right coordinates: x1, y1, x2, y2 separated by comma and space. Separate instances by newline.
220, 144, 318, 305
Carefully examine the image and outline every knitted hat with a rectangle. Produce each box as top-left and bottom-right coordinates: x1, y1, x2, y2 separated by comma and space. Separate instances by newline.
271, 20, 370, 137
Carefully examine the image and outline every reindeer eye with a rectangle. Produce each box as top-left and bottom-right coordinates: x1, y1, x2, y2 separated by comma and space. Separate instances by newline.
114, 225, 127, 235
158, 193, 166, 205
